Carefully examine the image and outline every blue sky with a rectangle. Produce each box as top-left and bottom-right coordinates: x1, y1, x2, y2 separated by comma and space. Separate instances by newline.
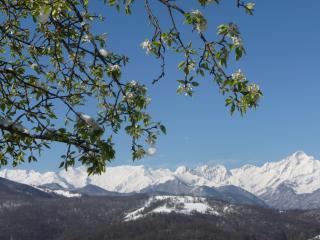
13, 0, 320, 171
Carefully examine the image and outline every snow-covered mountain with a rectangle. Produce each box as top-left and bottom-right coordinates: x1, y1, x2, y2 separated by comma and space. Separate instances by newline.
1, 151, 320, 209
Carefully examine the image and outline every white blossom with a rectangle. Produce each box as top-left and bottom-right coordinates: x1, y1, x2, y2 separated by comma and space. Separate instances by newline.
140, 39, 152, 54
231, 69, 246, 82
126, 92, 134, 99
146, 146, 157, 156
247, 84, 260, 93
231, 36, 243, 48
109, 64, 120, 72
188, 62, 196, 71
99, 48, 109, 57
129, 80, 137, 87
177, 83, 193, 95
191, 10, 207, 33
76, 112, 99, 128
82, 34, 92, 43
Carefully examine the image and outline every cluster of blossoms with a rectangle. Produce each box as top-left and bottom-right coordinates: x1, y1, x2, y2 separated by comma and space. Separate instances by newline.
125, 92, 134, 100
190, 10, 207, 33
107, 64, 121, 80
231, 36, 243, 48
129, 80, 137, 87
123, 81, 138, 101
123, 81, 151, 109
177, 83, 193, 96
76, 112, 100, 131
231, 69, 246, 82
246, 83, 260, 93
188, 61, 196, 71
109, 64, 121, 72
82, 34, 92, 43
140, 39, 152, 54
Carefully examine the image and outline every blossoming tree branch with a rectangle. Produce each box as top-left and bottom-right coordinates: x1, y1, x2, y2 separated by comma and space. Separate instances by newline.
0, 0, 261, 174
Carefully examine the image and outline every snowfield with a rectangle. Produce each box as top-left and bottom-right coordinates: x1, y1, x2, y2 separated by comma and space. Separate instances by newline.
309, 235, 320, 240
35, 186, 81, 198
124, 195, 228, 221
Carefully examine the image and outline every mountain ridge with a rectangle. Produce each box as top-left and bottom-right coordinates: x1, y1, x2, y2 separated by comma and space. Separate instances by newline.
1, 151, 320, 209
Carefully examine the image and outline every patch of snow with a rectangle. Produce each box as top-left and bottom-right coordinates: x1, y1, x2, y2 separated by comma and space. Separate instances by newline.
51, 189, 81, 198
124, 195, 221, 221
308, 235, 320, 240
37, 187, 81, 198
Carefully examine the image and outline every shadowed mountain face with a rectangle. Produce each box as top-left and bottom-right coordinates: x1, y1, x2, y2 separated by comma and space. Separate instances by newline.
75, 184, 123, 196
140, 179, 194, 195
0, 177, 53, 200
217, 185, 267, 207
39, 183, 66, 191
261, 183, 320, 210
140, 179, 267, 207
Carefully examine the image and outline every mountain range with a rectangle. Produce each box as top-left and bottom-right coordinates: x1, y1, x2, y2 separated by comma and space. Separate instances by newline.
1, 151, 320, 209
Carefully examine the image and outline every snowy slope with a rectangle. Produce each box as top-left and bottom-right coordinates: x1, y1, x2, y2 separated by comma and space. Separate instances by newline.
228, 151, 320, 195
124, 195, 224, 221
1, 151, 320, 197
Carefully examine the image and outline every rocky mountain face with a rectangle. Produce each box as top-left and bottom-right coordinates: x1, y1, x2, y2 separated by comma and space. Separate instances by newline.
1, 151, 320, 209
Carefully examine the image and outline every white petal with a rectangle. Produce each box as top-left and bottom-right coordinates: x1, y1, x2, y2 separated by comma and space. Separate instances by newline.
146, 147, 157, 156
99, 49, 109, 57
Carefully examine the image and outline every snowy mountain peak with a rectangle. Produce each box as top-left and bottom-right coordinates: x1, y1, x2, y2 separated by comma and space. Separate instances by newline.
175, 166, 190, 174
194, 164, 230, 183
293, 150, 309, 158
289, 151, 313, 161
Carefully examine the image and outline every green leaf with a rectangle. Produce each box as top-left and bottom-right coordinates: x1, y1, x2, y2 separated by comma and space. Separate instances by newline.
235, 47, 243, 60
178, 61, 185, 70
160, 124, 167, 135
59, 161, 65, 168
